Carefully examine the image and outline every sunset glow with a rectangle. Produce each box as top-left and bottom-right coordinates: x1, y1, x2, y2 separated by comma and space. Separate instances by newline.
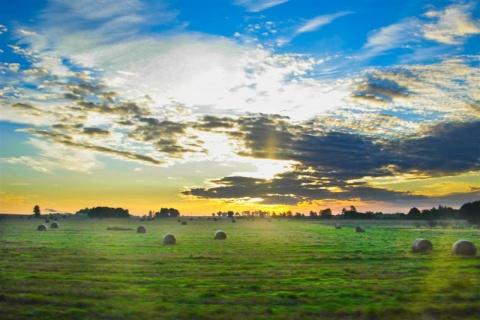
1, 0, 479, 215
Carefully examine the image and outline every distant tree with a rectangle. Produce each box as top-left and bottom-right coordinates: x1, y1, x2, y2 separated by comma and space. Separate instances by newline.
75, 207, 90, 215
227, 211, 234, 218
459, 200, 480, 225
33, 205, 41, 218
320, 208, 332, 219
407, 207, 421, 219
88, 206, 129, 218
155, 208, 180, 218
309, 211, 317, 218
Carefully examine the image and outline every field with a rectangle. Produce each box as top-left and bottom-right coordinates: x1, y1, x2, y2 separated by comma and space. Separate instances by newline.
0, 216, 479, 319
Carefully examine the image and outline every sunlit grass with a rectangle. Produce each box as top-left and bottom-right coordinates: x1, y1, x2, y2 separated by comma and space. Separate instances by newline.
0, 217, 479, 319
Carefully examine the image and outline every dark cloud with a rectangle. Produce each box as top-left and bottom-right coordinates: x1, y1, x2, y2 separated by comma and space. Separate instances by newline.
195, 115, 236, 129
183, 114, 479, 205
394, 121, 480, 174
24, 128, 165, 165
52, 123, 83, 130
11, 103, 45, 114
130, 118, 202, 156
352, 76, 411, 103
83, 127, 111, 136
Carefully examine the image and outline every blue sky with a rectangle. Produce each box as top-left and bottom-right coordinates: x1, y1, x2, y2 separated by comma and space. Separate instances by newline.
0, 0, 479, 215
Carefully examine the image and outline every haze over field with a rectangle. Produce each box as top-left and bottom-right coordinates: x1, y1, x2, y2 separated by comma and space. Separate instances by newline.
0, 0, 479, 215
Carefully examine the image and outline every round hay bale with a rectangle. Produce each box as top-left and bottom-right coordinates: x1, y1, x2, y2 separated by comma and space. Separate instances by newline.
163, 233, 176, 245
214, 230, 227, 240
37, 224, 47, 231
355, 226, 365, 232
335, 223, 342, 229
137, 226, 147, 234
452, 240, 477, 256
181, 221, 187, 225
412, 238, 432, 253
50, 222, 59, 229
232, 219, 236, 223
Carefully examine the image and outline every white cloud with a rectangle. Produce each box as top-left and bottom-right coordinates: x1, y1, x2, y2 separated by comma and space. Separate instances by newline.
1, 138, 101, 173
234, 0, 289, 12
40, 0, 178, 43
423, 3, 480, 44
297, 11, 352, 34
363, 18, 420, 57
0, 24, 7, 34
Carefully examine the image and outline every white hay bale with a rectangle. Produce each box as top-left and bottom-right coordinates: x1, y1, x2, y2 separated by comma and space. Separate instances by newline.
37, 224, 47, 231
50, 222, 59, 229
412, 238, 432, 253
163, 233, 176, 245
214, 230, 227, 240
452, 240, 477, 256
137, 226, 147, 234
335, 223, 341, 229
355, 226, 365, 232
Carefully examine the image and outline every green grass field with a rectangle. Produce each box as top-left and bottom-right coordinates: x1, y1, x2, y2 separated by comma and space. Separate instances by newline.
1, 216, 479, 319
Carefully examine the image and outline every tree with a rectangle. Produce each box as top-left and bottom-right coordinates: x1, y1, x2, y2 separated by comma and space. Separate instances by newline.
320, 208, 332, 219
33, 205, 41, 218
407, 207, 421, 219
155, 208, 180, 218
88, 206, 129, 218
459, 200, 480, 225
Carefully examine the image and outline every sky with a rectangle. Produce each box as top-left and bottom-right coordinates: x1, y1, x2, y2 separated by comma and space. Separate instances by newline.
0, 0, 479, 216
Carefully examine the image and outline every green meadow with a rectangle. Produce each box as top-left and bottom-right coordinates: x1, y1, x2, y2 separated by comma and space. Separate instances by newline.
0, 216, 479, 319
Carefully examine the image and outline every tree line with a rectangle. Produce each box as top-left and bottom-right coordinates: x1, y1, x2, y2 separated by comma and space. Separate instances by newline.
36, 199, 479, 225
212, 201, 479, 226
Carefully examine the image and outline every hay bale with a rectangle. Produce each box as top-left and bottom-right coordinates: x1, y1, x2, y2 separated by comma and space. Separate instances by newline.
232, 219, 236, 223
50, 222, 59, 229
137, 226, 147, 233
335, 223, 342, 229
163, 233, 176, 245
452, 240, 477, 256
37, 224, 47, 231
412, 238, 432, 253
214, 230, 227, 240
181, 221, 187, 225
107, 227, 133, 231
355, 226, 365, 232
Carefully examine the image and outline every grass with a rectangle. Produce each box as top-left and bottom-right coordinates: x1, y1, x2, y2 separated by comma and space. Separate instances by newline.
0, 216, 479, 319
